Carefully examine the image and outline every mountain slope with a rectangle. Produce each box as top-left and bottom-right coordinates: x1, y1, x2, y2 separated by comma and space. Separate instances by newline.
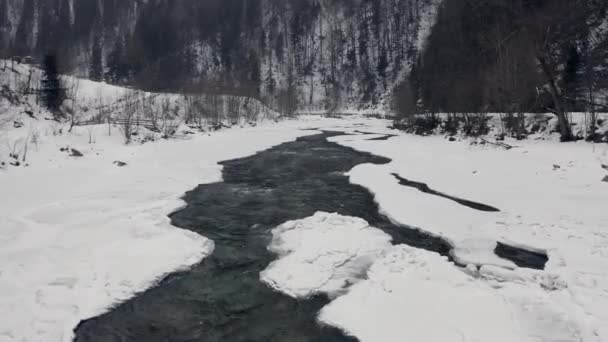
0, 0, 441, 113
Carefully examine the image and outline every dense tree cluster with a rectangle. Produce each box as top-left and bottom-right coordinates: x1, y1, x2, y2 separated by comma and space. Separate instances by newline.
0, 0, 435, 112
398, 0, 608, 140
40, 53, 66, 117
2, 0, 607, 138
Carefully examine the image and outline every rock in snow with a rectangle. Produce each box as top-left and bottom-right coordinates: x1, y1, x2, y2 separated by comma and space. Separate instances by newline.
69, 148, 84, 157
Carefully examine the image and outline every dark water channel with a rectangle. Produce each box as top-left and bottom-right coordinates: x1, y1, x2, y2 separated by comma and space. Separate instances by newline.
73, 131, 542, 342
391, 173, 501, 212
495, 242, 549, 269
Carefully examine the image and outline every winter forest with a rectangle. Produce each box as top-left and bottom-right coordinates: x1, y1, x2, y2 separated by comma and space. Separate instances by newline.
2, 0, 608, 139
1, 1, 608, 342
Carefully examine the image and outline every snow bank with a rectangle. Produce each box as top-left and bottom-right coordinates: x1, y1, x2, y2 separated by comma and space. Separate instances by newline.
261, 212, 393, 299
327, 121, 608, 340
0, 115, 340, 342
1, 60, 279, 139
261, 213, 582, 341
3, 111, 608, 342
320, 245, 581, 342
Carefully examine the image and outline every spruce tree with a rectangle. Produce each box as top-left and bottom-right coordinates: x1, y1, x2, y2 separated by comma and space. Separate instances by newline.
106, 40, 126, 83
15, 0, 35, 54
90, 36, 104, 81
0, 0, 8, 53
40, 54, 66, 117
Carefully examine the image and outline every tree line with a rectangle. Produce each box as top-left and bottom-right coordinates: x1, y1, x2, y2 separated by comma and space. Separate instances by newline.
394, 0, 608, 141
0, 0, 435, 113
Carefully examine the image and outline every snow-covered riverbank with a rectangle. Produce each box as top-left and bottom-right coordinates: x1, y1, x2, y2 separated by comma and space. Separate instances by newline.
0, 116, 335, 342
262, 118, 608, 342
1, 114, 608, 342
330, 121, 608, 340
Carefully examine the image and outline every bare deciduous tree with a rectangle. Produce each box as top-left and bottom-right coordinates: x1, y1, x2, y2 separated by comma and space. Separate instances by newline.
118, 91, 138, 144
521, 0, 605, 141
65, 80, 84, 132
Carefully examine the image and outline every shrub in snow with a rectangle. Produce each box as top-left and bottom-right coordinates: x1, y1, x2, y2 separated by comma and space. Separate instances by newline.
411, 114, 441, 135
501, 113, 527, 139
391, 114, 440, 135
393, 113, 493, 137
461, 114, 490, 137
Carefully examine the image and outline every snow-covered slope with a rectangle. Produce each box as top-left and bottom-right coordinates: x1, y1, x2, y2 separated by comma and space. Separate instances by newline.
0, 60, 280, 168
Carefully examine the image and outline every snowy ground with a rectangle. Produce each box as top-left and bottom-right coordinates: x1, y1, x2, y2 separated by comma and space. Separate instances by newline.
2, 113, 608, 342
262, 118, 608, 342
261, 212, 393, 300
0, 116, 343, 342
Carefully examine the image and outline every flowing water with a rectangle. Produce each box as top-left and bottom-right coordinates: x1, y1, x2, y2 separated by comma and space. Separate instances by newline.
74, 131, 543, 342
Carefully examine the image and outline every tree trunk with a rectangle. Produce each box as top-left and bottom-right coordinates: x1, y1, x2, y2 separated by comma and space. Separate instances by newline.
537, 55, 573, 141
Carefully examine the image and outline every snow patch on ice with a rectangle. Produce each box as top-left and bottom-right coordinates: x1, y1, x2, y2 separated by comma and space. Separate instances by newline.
320, 245, 583, 342
329, 122, 608, 341
261, 212, 393, 299
0, 115, 346, 342
261, 209, 583, 341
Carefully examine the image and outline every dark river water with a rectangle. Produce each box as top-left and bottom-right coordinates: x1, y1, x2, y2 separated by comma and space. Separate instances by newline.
73, 131, 544, 342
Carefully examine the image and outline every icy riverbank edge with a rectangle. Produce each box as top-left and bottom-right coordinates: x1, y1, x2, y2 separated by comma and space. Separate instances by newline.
262, 119, 608, 342
0, 116, 342, 342
2, 114, 607, 342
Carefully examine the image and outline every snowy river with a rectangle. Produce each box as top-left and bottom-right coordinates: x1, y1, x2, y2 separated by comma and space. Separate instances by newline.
73, 131, 543, 341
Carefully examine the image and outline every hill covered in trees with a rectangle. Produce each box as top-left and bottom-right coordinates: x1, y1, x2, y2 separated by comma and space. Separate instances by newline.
0, 0, 440, 113
1, 0, 608, 130
401, 0, 608, 141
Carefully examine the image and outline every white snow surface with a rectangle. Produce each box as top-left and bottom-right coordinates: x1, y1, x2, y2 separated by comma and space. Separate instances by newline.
2, 111, 608, 342
0, 115, 337, 342
331, 122, 608, 341
261, 117, 608, 342
320, 245, 581, 342
261, 212, 393, 299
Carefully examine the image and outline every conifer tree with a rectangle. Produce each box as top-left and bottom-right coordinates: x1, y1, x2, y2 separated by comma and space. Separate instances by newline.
90, 35, 104, 81
40, 54, 66, 118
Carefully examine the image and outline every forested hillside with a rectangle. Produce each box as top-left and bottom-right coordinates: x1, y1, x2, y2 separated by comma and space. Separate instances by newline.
0, 0, 439, 113
3, 2, 608, 342
399, 0, 608, 140
1, 0, 608, 128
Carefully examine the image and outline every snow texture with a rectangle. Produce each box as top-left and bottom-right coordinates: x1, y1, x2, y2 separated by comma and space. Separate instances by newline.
320, 245, 581, 342
2, 105, 608, 342
261, 212, 393, 299
262, 116, 608, 342
0, 98, 325, 342
329, 120, 608, 341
